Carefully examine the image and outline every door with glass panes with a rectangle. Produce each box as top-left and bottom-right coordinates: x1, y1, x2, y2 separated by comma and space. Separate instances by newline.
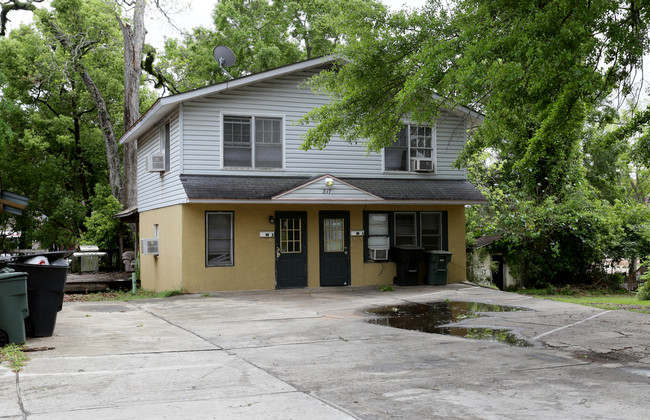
275, 212, 308, 288
319, 211, 350, 286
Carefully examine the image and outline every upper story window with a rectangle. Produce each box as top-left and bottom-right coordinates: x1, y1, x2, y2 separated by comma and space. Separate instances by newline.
223, 115, 282, 169
384, 124, 435, 173
161, 122, 170, 172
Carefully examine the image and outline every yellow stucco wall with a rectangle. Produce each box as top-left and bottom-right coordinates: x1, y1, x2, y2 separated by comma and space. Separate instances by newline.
139, 205, 184, 292
139, 203, 466, 292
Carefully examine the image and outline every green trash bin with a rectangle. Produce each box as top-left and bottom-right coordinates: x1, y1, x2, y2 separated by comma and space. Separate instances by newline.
0, 268, 29, 347
426, 250, 452, 285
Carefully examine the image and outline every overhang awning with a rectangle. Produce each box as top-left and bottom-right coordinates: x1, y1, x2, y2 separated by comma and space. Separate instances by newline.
180, 174, 487, 205
115, 206, 139, 223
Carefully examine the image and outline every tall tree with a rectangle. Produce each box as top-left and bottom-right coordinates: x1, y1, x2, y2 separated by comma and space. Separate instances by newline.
38, 0, 125, 200
152, 0, 386, 93
300, 0, 650, 199
0, 23, 115, 248
116, 0, 145, 208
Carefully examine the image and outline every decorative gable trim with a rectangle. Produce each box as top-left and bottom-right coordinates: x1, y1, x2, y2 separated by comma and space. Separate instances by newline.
272, 175, 383, 202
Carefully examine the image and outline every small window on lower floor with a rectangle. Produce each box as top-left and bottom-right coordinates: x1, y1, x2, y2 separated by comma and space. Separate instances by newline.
206, 211, 233, 266
421, 212, 442, 250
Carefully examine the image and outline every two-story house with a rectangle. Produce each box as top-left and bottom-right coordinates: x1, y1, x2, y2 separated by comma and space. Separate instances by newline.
119, 56, 485, 292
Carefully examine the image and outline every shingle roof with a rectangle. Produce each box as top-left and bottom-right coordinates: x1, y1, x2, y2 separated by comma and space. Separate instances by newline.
180, 175, 486, 203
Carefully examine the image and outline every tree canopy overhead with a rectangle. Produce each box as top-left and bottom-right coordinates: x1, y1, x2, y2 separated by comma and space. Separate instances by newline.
153, 0, 387, 93
301, 0, 650, 198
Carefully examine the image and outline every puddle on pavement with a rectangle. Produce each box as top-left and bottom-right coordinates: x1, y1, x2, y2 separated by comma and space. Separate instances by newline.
366, 301, 532, 347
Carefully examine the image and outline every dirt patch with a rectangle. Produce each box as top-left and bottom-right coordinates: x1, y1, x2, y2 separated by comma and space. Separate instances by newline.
575, 350, 642, 364
66, 271, 129, 283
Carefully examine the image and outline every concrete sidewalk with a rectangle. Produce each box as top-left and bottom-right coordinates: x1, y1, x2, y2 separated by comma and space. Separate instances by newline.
1, 284, 648, 419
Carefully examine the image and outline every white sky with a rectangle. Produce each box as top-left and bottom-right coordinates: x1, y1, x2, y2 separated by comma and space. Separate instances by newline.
5, 0, 429, 49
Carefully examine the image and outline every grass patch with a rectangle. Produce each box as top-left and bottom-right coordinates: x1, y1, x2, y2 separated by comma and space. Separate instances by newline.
0, 344, 30, 372
515, 286, 650, 314
64, 288, 185, 302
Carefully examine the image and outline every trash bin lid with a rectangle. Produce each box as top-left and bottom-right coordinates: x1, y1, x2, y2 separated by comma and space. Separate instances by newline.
425, 250, 452, 255
0, 268, 28, 281
10, 251, 73, 263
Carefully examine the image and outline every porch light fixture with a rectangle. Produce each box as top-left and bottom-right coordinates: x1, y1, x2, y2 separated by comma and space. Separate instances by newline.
269, 215, 275, 224
325, 177, 334, 187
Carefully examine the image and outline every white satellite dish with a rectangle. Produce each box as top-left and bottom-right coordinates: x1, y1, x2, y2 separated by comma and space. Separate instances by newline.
213, 46, 236, 80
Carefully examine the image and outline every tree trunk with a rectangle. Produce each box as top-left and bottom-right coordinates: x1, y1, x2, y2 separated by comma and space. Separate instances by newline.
48, 22, 123, 200
77, 66, 123, 200
118, 0, 146, 209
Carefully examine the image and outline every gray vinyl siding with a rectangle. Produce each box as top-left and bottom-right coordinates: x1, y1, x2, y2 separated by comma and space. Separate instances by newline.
137, 109, 187, 212
179, 69, 469, 179
435, 113, 468, 178
182, 98, 221, 174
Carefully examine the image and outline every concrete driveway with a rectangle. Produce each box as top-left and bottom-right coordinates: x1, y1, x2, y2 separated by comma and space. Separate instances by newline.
1, 283, 648, 419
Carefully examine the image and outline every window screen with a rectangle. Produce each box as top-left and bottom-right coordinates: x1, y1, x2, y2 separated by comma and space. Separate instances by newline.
223, 116, 282, 168
385, 126, 408, 171
161, 122, 171, 171
421, 212, 442, 250
223, 116, 252, 167
255, 117, 282, 168
206, 212, 233, 266
394, 212, 417, 246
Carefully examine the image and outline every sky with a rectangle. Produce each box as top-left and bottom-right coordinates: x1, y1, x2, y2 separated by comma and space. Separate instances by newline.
146, 0, 428, 48
5, 0, 429, 49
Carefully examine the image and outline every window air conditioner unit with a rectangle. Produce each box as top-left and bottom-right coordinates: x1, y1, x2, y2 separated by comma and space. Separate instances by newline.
368, 247, 389, 261
141, 238, 159, 255
412, 158, 434, 172
146, 154, 166, 172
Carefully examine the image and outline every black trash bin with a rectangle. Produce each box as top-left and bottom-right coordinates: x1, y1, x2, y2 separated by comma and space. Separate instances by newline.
8, 252, 71, 337
390, 245, 425, 286
426, 250, 453, 285
0, 268, 29, 346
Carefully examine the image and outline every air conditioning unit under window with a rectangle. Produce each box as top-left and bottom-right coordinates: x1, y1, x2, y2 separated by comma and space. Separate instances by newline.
146, 154, 166, 172
141, 238, 159, 255
412, 158, 434, 172
368, 247, 389, 261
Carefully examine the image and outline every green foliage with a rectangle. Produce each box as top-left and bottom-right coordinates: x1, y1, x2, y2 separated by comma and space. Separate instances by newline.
66, 288, 185, 301
0, 0, 127, 250
80, 184, 124, 250
301, 0, 650, 199
378, 285, 394, 292
154, 0, 386, 93
0, 344, 29, 372
637, 267, 650, 300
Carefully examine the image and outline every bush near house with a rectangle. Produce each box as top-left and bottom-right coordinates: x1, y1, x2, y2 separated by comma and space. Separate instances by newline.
467, 187, 650, 288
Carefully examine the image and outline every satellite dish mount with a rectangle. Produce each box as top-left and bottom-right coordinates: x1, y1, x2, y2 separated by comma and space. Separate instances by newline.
213, 46, 236, 80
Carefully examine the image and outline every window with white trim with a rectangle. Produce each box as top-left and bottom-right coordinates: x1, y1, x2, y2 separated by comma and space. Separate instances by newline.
206, 212, 233, 266
223, 116, 282, 168
160, 122, 170, 171
384, 124, 435, 172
